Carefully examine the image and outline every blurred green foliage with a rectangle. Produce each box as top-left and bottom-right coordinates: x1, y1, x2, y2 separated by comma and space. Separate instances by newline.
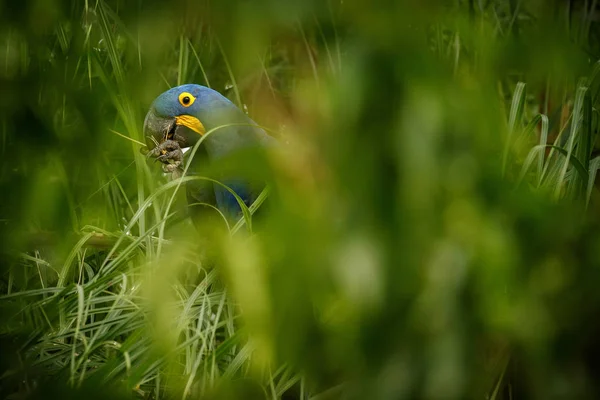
1, 0, 600, 399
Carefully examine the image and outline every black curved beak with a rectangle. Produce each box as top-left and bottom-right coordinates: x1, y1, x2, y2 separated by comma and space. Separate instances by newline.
143, 109, 177, 150
143, 109, 205, 150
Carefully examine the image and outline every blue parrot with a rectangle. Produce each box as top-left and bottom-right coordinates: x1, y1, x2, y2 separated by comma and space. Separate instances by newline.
143, 84, 276, 230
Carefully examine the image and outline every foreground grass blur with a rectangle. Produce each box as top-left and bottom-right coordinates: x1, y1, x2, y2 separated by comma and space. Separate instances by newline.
1, 0, 600, 399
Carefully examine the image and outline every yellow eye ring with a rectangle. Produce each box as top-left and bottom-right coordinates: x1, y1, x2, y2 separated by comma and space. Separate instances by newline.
178, 92, 196, 107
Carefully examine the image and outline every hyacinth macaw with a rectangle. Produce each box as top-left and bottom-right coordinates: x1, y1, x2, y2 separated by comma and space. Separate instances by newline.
143, 84, 275, 229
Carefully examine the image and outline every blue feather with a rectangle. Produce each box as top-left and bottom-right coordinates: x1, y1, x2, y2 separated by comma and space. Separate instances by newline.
145, 84, 276, 228
214, 179, 255, 222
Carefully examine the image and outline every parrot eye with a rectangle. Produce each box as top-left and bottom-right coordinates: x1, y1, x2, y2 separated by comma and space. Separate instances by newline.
178, 92, 196, 107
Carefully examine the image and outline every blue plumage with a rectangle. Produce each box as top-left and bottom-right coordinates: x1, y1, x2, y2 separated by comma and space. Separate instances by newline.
143, 84, 275, 225
215, 180, 254, 220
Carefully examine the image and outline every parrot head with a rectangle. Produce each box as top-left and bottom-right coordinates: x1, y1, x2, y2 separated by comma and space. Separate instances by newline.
143, 83, 236, 151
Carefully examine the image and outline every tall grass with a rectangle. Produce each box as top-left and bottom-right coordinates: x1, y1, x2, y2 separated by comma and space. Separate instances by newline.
1, 0, 600, 399
1, 0, 320, 397
515, 61, 600, 206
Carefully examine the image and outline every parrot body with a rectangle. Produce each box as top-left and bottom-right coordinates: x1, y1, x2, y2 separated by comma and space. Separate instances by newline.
143, 84, 275, 228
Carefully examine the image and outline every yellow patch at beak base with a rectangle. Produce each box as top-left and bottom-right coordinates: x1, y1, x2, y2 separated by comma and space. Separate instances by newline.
175, 115, 206, 135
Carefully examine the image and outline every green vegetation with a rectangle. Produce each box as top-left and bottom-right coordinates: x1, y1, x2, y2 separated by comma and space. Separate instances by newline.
1, 0, 600, 398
